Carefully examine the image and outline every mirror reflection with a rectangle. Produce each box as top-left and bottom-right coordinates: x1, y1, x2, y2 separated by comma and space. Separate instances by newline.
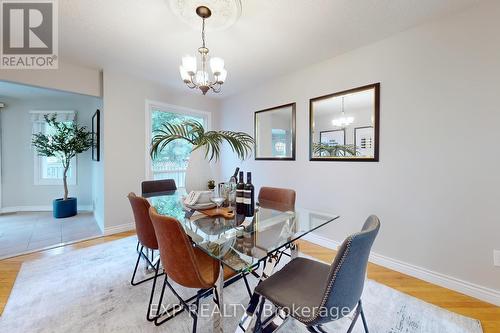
255, 103, 295, 160
310, 84, 379, 161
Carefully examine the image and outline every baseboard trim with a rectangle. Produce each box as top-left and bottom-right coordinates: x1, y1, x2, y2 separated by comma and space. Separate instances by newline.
0, 205, 93, 214
302, 233, 500, 306
0, 234, 104, 261
103, 222, 135, 236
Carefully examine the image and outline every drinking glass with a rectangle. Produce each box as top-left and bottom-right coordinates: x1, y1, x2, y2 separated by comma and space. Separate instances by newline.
211, 184, 225, 208
227, 186, 236, 211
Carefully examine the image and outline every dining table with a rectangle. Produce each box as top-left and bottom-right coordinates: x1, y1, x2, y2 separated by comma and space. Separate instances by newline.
145, 190, 340, 333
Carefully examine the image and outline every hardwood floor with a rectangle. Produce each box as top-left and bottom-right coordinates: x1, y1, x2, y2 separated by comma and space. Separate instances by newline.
0, 232, 498, 332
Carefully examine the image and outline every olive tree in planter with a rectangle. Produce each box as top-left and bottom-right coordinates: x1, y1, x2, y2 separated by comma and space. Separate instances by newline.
150, 120, 254, 192
32, 115, 93, 218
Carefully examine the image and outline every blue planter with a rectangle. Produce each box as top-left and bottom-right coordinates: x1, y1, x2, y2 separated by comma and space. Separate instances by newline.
53, 197, 77, 218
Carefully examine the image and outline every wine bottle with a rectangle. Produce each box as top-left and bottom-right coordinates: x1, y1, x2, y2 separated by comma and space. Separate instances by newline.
236, 171, 245, 215
244, 172, 255, 217
229, 167, 239, 183
228, 167, 239, 209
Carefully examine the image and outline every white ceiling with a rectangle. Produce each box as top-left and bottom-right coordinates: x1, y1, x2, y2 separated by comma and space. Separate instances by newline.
60, 0, 482, 99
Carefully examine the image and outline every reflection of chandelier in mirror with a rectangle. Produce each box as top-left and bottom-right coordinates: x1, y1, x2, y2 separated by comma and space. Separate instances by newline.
179, 6, 227, 95
331, 96, 354, 127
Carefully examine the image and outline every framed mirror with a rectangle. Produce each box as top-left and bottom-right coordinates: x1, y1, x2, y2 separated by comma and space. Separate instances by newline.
309, 83, 380, 161
254, 103, 296, 160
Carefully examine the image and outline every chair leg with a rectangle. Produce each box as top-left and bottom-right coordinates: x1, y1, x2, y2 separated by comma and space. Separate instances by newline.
154, 276, 209, 327
253, 297, 265, 333
212, 285, 220, 307
146, 260, 161, 321
242, 273, 252, 297
154, 275, 169, 326
149, 249, 155, 264
358, 300, 369, 333
130, 245, 144, 286
191, 291, 202, 333
316, 325, 329, 333
146, 249, 155, 270
131, 245, 163, 286
346, 300, 365, 333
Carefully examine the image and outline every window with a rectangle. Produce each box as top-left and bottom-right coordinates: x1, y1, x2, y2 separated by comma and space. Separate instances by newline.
31, 111, 77, 186
146, 101, 210, 188
271, 129, 288, 157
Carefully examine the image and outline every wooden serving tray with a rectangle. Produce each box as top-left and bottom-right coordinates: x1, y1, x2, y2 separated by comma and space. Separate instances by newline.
198, 207, 235, 219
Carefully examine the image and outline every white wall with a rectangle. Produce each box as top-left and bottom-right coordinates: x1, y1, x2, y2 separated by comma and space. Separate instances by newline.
0, 94, 101, 209
0, 62, 102, 98
218, 1, 500, 298
100, 71, 220, 233
92, 108, 105, 232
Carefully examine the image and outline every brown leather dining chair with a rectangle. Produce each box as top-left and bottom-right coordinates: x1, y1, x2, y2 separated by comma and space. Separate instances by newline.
127, 193, 161, 286
258, 186, 296, 212
258, 186, 296, 263
148, 207, 239, 331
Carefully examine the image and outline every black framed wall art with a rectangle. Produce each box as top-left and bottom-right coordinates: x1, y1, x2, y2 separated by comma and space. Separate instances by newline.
92, 109, 100, 161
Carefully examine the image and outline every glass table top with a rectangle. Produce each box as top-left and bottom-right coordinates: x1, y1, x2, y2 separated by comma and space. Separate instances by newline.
149, 191, 340, 272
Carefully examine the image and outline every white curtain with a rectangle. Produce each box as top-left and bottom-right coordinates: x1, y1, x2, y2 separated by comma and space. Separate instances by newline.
29, 110, 76, 123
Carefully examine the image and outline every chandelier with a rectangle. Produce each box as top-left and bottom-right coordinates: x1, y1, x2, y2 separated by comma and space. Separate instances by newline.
331, 96, 354, 127
179, 6, 227, 95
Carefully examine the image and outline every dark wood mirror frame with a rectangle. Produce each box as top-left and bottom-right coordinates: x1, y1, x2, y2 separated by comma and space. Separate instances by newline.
254, 103, 296, 161
309, 83, 380, 162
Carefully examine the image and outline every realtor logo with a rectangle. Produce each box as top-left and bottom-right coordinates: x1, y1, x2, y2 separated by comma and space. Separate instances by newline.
1, 0, 58, 69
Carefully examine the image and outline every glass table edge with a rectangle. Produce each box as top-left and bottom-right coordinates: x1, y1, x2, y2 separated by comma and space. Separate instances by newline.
197, 213, 341, 273
148, 192, 341, 272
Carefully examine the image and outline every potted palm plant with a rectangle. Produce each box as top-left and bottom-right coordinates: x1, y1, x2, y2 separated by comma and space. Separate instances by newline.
313, 142, 359, 157
150, 120, 254, 192
32, 115, 93, 218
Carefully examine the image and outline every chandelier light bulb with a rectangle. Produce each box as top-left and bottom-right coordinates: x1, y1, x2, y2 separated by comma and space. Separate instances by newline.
195, 70, 209, 86
332, 117, 354, 127
181, 55, 197, 74
210, 57, 225, 75
179, 66, 191, 82
217, 69, 227, 83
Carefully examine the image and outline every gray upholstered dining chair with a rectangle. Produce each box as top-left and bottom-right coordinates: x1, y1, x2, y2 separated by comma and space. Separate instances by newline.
141, 179, 177, 196
253, 215, 380, 333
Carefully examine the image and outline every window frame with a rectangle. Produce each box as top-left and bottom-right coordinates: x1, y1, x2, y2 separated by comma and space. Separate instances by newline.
31, 110, 77, 186
145, 100, 211, 183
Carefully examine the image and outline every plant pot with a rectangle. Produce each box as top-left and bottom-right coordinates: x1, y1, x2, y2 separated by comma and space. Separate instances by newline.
185, 148, 213, 193
53, 197, 77, 218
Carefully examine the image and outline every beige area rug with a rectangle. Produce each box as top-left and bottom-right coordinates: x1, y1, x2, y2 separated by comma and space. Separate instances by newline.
0, 236, 483, 333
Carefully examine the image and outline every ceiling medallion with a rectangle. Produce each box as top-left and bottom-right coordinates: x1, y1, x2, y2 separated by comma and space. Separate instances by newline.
168, 0, 242, 31
179, 6, 227, 95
